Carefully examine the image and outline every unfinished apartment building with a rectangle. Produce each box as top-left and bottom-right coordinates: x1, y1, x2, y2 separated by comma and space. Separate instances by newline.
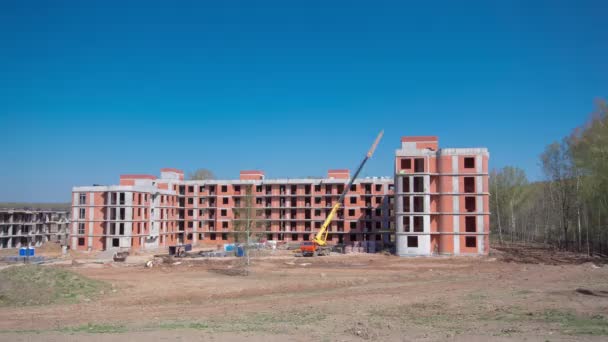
71, 168, 393, 251
394, 136, 490, 256
70, 169, 182, 251
0, 208, 70, 249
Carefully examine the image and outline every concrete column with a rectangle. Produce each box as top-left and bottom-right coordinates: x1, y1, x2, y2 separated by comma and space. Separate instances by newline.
193, 185, 198, 245
452, 156, 460, 255
87, 192, 95, 250
71, 192, 78, 248
122, 192, 133, 248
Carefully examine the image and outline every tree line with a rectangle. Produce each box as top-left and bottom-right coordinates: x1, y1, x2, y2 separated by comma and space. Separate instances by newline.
491, 100, 608, 256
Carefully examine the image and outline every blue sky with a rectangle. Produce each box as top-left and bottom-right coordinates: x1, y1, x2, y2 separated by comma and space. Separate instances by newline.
1, 0, 606, 202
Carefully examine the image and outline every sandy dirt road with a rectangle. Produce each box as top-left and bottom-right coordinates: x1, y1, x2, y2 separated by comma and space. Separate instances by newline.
1, 247, 607, 341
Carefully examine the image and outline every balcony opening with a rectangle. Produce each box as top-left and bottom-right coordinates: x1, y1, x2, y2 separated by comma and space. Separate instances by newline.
407, 236, 418, 248
119, 192, 125, 205
465, 216, 477, 232
465, 197, 476, 212
464, 157, 475, 169
350, 184, 357, 191
413, 216, 423, 232
337, 184, 344, 194
222, 233, 227, 240
464, 177, 475, 193
413, 196, 424, 212
291, 185, 297, 194
414, 158, 424, 173
234, 185, 241, 193
188, 186, 193, 193
465, 236, 477, 248
402, 177, 410, 193
403, 197, 410, 212
222, 197, 229, 205
413, 177, 424, 192
305, 185, 311, 194
210, 233, 216, 240
292, 234, 298, 241
400, 158, 411, 171
78, 238, 85, 246
403, 216, 410, 232
112, 238, 119, 247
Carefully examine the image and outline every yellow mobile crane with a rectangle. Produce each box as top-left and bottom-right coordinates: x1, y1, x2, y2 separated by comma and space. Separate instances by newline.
299, 130, 384, 256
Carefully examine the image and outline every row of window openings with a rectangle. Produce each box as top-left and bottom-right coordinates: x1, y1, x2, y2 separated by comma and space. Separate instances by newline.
186, 220, 384, 231
77, 222, 149, 235
78, 192, 164, 206
401, 176, 476, 193
399, 157, 476, 172
401, 196, 478, 213
188, 195, 385, 207
183, 183, 385, 195
193, 233, 384, 242
402, 216, 477, 233
78, 192, 179, 205
405, 235, 477, 249
186, 207, 383, 218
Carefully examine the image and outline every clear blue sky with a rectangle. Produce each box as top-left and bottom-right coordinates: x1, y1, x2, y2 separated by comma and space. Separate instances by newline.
1, 0, 606, 202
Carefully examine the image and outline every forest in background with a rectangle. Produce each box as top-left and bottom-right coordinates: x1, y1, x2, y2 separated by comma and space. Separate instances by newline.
490, 100, 608, 256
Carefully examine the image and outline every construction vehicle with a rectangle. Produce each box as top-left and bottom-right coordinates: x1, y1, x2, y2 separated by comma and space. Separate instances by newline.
300, 130, 384, 257
112, 251, 129, 262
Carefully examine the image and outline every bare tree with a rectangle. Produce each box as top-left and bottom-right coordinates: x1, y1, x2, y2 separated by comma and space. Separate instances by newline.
188, 169, 215, 180
232, 184, 264, 265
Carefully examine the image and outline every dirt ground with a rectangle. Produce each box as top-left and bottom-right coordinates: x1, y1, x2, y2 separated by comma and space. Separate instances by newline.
1, 245, 607, 341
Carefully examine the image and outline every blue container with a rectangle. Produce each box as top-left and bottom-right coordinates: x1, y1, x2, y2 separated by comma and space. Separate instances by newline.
19, 248, 27, 257
27, 248, 35, 256
236, 246, 245, 257
224, 244, 235, 252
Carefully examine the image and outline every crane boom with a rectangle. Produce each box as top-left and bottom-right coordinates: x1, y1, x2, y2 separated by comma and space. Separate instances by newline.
312, 130, 384, 246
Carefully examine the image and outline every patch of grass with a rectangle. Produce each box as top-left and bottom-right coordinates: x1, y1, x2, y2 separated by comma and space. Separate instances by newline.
0, 265, 109, 306
465, 292, 489, 301
542, 310, 608, 336
59, 323, 127, 334
154, 321, 208, 330
216, 310, 327, 333
369, 302, 459, 329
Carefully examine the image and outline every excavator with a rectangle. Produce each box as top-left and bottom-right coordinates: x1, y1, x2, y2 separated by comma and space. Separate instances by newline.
300, 130, 384, 257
